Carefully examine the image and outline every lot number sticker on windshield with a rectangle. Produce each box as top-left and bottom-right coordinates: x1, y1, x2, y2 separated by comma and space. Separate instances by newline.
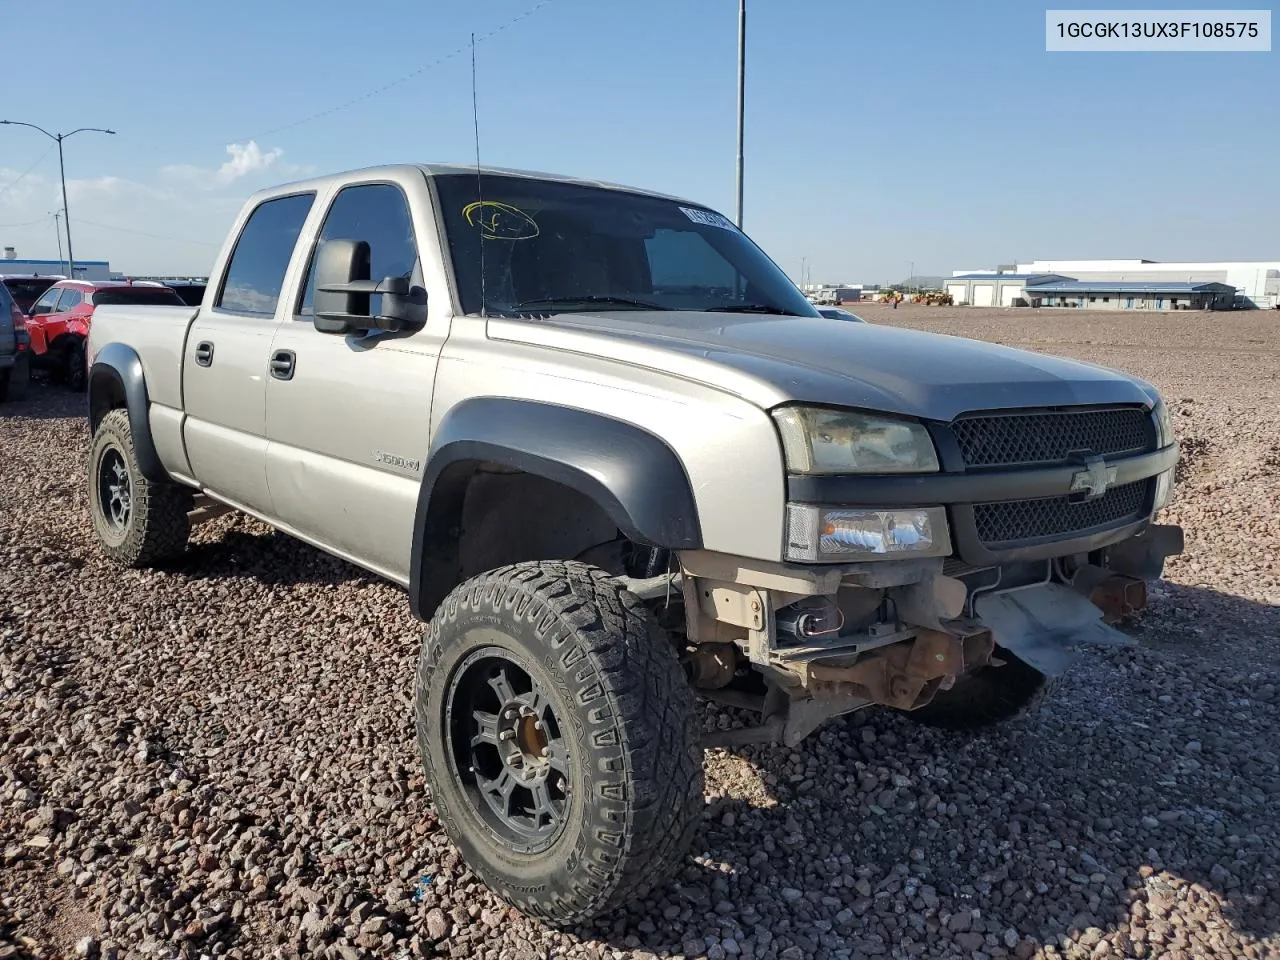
680, 206, 738, 230
463, 201, 541, 240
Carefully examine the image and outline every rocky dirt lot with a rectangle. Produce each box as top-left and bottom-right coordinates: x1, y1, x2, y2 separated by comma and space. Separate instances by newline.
2, 306, 1278, 960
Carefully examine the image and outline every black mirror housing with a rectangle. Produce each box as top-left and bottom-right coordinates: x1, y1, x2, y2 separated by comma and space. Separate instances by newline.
313, 238, 417, 335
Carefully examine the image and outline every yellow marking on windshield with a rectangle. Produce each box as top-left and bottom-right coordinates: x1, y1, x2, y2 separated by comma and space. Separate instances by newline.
462, 201, 540, 240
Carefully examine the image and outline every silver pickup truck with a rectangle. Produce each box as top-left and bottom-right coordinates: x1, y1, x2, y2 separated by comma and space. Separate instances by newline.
85, 163, 1183, 923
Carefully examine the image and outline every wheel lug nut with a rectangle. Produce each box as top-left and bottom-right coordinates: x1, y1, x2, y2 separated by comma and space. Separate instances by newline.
540, 747, 550, 757
499, 730, 514, 741
533, 720, 544, 731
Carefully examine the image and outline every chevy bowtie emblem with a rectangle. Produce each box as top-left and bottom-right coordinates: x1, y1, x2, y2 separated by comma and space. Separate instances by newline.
1070, 456, 1118, 500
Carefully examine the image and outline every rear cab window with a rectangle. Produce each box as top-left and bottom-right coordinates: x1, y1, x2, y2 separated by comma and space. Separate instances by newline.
215, 193, 316, 316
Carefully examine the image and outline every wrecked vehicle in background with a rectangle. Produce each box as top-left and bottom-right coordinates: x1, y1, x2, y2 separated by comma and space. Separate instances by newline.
82, 163, 1183, 923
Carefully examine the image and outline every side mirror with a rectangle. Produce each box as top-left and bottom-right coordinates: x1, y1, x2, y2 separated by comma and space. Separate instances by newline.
313, 238, 416, 335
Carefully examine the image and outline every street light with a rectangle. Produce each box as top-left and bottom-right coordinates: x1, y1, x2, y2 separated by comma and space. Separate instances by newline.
0, 120, 116, 280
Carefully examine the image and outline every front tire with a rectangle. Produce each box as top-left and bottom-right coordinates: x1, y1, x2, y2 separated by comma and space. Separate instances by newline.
415, 561, 703, 924
88, 408, 192, 567
903, 650, 1051, 731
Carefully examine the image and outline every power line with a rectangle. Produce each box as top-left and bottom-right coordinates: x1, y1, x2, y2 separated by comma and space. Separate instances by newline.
0, 215, 52, 228
223, 0, 560, 147
0, 144, 55, 204
73, 217, 221, 247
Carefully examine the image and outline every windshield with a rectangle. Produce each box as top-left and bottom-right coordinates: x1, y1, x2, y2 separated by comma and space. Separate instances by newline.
434, 174, 818, 318
92, 287, 186, 307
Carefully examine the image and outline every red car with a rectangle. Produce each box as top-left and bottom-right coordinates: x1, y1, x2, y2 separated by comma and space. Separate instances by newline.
26, 279, 186, 390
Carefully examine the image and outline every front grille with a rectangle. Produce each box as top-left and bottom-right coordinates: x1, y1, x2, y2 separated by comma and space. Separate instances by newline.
952, 407, 1152, 468
973, 479, 1151, 545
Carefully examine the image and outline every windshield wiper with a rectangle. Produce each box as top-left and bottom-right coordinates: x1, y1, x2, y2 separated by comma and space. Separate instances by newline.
509, 295, 670, 312
705, 303, 800, 316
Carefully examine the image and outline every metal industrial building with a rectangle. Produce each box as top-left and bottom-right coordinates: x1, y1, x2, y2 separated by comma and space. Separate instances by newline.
1013, 259, 1280, 309
1022, 279, 1237, 311
945, 273, 1070, 307
0, 250, 112, 281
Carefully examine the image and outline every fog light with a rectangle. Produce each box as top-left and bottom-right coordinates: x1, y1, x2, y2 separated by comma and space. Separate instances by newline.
1153, 468, 1173, 512
785, 504, 950, 562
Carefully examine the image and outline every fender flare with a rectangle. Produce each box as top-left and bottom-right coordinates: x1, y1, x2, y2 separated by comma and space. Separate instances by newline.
88, 342, 167, 483
409, 397, 703, 620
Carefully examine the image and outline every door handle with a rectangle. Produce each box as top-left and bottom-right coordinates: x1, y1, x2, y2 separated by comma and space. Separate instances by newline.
269, 349, 296, 381
194, 341, 214, 367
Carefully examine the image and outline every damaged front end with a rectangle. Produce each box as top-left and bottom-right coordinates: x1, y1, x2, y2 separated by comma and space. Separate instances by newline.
676, 523, 1183, 747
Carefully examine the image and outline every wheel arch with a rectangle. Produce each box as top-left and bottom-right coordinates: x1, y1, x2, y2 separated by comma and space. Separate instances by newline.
409, 398, 703, 620
88, 342, 167, 482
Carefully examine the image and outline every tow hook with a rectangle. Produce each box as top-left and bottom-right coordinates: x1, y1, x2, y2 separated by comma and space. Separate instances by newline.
1089, 574, 1148, 623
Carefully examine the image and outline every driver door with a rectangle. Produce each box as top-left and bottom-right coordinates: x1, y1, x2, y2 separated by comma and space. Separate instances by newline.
264, 175, 444, 582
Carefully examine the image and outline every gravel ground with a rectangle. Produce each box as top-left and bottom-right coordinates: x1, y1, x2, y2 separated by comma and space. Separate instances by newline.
2, 306, 1278, 960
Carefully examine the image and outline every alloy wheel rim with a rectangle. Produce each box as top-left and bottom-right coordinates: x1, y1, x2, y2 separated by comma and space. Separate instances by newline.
446, 648, 571, 844
97, 448, 132, 531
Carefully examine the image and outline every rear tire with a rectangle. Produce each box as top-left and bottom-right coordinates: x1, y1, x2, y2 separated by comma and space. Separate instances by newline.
903, 650, 1052, 731
64, 338, 87, 392
0, 354, 30, 402
88, 408, 192, 567
415, 561, 703, 924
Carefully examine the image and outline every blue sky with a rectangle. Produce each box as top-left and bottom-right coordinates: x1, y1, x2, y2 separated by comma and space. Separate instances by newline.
1, 0, 1274, 282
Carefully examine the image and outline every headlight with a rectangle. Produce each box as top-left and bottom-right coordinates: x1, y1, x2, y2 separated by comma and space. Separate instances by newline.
1152, 400, 1173, 448
773, 407, 939, 474
1153, 468, 1173, 512
785, 504, 951, 562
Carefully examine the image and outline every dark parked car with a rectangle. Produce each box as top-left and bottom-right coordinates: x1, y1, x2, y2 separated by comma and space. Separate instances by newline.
1, 274, 60, 314
157, 279, 207, 307
0, 280, 31, 401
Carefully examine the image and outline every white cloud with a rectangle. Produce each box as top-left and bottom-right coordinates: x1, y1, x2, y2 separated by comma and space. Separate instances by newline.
217, 141, 283, 184
161, 141, 301, 192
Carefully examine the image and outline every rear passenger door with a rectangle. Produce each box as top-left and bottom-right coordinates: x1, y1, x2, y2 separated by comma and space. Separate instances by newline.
182, 192, 315, 515
264, 177, 443, 582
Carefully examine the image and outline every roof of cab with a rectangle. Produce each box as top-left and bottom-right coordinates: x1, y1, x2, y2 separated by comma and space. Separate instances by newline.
246, 163, 700, 208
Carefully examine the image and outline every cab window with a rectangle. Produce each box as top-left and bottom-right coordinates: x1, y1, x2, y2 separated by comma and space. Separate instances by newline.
297, 183, 419, 318
216, 192, 315, 317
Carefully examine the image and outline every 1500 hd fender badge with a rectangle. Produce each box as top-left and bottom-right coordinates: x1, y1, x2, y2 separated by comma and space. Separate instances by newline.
375, 451, 421, 473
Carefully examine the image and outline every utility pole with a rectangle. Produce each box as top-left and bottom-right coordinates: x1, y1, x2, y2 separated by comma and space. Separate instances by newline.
0, 121, 116, 279
735, 0, 746, 228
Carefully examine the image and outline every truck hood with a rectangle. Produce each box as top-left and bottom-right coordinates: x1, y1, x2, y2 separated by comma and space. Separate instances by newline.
488, 311, 1155, 421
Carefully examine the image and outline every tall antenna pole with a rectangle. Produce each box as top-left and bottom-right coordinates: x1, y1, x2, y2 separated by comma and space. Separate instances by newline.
471, 32, 488, 318
735, 0, 746, 229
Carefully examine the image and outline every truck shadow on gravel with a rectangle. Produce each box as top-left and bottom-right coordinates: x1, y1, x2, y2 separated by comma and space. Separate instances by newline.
179, 526, 374, 588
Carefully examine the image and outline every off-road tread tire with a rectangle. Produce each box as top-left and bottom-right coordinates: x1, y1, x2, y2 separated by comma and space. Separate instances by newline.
415, 560, 703, 924
89, 408, 192, 567
904, 650, 1054, 731
0, 354, 30, 402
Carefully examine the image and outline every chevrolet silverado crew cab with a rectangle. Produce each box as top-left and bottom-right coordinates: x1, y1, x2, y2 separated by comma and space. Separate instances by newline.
85, 164, 1184, 924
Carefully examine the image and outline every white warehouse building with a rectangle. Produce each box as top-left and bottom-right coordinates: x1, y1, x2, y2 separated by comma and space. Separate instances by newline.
1013, 259, 1280, 309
